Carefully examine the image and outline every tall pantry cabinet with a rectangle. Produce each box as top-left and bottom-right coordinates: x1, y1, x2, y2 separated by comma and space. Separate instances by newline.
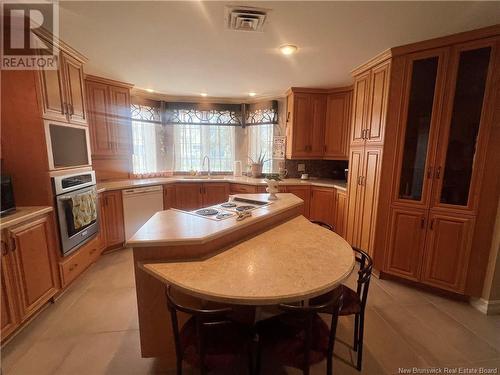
369, 26, 500, 296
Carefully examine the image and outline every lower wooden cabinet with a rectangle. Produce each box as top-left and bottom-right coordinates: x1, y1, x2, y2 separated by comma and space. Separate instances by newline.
284, 185, 311, 218
1, 212, 59, 342
385, 207, 427, 281
333, 189, 347, 237
101, 190, 125, 248
309, 187, 335, 227
163, 185, 176, 209
59, 236, 101, 288
202, 183, 229, 206
229, 183, 258, 194
420, 213, 474, 293
174, 183, 204, 211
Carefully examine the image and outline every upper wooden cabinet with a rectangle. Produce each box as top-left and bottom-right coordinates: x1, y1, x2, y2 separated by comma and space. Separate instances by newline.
286, 88, 351, 160
39, 51, 87, 126
324, 90, 352, 159
1, 212, 60, 342
85, 75, 133, 157
350, 60, 390, 146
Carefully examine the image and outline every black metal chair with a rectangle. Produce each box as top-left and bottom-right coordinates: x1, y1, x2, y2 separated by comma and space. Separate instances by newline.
309, 220, 373, 371
165, 285, 254, 375
255, 287, 343, 375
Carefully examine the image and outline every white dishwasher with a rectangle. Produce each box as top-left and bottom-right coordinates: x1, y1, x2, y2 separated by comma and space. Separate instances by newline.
122, 185, 164, 241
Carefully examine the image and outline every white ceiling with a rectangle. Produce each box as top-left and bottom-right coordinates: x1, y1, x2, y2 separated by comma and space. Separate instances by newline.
59, 1, 500, 99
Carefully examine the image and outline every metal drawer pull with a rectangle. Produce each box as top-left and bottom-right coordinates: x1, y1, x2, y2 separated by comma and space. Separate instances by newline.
69, 263, 79, 272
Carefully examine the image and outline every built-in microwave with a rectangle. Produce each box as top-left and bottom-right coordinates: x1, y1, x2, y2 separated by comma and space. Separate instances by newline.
44, 120, 92, 170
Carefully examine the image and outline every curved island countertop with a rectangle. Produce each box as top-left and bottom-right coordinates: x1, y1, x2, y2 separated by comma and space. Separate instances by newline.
140, 215, 355, 305
127, 193, 303, 247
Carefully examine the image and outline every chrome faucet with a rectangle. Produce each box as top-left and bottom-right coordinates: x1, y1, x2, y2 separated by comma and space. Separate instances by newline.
202, 155, 211, 177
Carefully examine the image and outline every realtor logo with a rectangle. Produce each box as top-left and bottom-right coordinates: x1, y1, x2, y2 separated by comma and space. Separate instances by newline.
1, 1, 59, 69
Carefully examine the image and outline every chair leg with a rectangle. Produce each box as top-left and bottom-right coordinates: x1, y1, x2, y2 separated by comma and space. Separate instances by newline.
356, 313, 365, 371
255, 335, 262, 375
176, 358, 182, 375
353, 314, 359, 352
248, 344, 254, 375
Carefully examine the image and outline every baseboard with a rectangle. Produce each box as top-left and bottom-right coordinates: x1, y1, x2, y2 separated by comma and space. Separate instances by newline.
470, 297, 500, 315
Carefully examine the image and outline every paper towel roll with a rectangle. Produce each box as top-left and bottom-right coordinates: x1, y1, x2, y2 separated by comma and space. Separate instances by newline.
233, 161, 242, 177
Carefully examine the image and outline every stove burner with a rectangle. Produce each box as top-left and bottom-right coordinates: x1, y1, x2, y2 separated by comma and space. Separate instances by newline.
235, 205, 255, 212
195, 208, 219, 216
216, 213, 233, 219
220, 202, 237, 208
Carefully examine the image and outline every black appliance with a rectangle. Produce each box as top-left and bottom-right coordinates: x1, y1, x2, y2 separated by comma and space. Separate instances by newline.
1, 175, 16, 216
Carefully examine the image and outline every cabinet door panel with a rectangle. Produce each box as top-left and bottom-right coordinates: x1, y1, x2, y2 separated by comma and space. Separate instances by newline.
285, 186, 311, 218
63, 54, 87, 125
433, 44, 494, 212
324, 91, 351, 159
174, 184, 203, 210
334, 190, 347, 237
350, 72, 370, 146
202, 183, 229, 207
86, 81, 113, 156
38, 68, 67, 122
103, 191, 125, 247
346, 147, 364, 247
366, 62, 390, 144
163, 185, 176, 209
359, 147, 382, 256
309, 94, 327, 156
292, 93, 311, 157
1, 240, 19, 341
395, 51, 446, 207
309, 187, 334, 227
385, 207, 427, 281
9, 216, 58, 319
109, 86, 132, 155
421, 213, 474, 292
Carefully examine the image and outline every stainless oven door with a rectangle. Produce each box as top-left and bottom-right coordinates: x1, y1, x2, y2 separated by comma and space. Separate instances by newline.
56, 185, 99, 255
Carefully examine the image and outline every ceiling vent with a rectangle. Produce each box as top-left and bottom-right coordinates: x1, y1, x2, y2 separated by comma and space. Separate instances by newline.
225, 6, 268, 32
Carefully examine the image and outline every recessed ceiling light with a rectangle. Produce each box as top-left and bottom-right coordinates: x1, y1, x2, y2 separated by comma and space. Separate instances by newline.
200, 93, 208, 97
145, 88, 155, 93
248, 92, 257, 97
280, 44, 298, 55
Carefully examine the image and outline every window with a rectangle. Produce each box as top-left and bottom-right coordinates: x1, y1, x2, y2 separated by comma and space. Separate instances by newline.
173, 123, 235, 172
247, 124, 273, 173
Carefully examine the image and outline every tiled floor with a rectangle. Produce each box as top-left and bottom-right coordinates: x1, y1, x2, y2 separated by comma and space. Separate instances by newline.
1, 248, 500, 375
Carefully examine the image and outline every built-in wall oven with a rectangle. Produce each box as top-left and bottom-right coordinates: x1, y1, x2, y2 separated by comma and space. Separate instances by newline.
53, 171, 98, 256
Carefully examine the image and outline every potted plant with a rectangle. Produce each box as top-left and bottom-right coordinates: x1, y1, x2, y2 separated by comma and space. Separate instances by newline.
248, 151, 270, 178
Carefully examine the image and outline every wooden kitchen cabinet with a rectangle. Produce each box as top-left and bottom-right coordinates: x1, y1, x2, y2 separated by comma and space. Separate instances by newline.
350, 71, 371, 146
385, 207, 427, 281
59, 236, 102, 288
202, 183, 230, 207
101, 190, 125, 248
324, 89, 352, 159
333, 189, 347, 237
229, 183, 258, 194
309, 187, 335, 227
346, 147, 365, 247
174, 183, 204, 211
284, 185, 311, 218
108, 85, 132, 155
39, 51, 87, 125
163, 185, 176, 209
420, 213, 475, 293
1, 237, 19, 341
86, 81, 114, 156
1, 212, 60, 342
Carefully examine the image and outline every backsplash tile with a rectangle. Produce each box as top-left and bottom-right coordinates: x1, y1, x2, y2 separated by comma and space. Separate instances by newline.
284, 159, 348, 180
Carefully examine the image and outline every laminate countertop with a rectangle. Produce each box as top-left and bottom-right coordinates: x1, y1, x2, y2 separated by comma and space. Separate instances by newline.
97, 176, 347, 192
0, 206, 53, 230
140, 215, 355, 305
126, 193, 303, 247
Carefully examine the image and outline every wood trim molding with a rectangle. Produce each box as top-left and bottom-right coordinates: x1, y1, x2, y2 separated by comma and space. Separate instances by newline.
84, 74, 134, 88
470, 297, 500, 315
34, 27, 88, 63
351, 49, 392, 76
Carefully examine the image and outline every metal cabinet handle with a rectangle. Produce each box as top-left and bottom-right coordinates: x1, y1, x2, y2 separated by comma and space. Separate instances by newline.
69, 263, 78, 272
427, 167, 433, 179
63, 102, 68, 115
430, 219, 435, 230
68, 103, 74, 115
421, 217, 425, 229
9, 237, 16, 252
435, 167, 441, 179
1, 240, 8, 255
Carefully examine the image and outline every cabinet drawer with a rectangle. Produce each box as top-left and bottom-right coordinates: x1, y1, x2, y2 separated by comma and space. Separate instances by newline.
59, 237, 100, 287
230, 184, 258, 194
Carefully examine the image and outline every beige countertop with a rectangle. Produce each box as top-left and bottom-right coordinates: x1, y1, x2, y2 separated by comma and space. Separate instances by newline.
0, 206, 53, 230
140, 215, 355, 305
97, 176, 347, 192
127, 193, 303, 247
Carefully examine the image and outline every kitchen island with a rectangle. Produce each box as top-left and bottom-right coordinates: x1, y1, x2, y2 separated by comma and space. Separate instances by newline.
130, 193, 354, 363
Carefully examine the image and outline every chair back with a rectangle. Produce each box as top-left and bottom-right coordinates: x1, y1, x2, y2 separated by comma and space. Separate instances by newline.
165, 285, 234, 373
278, 287, 344, 374
310, 220, 334, 232
352, 247, 373, 311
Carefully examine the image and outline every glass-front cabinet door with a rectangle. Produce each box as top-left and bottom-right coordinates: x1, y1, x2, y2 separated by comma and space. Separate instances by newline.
394, 49, 447, 207
432, 41, 494, 212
